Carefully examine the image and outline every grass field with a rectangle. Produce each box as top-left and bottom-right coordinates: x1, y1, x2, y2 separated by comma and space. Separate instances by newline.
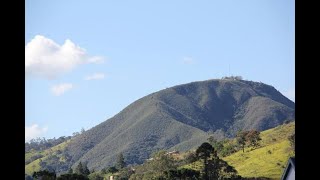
223, 122, 295, 180
181, 122, 295, 180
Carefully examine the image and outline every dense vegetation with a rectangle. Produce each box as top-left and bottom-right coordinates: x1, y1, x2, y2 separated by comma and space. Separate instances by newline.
29, 142, 241, 180
26, 122, 295, 180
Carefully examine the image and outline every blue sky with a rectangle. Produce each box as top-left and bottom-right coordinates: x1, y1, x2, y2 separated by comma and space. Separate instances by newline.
25, 0, 295, 141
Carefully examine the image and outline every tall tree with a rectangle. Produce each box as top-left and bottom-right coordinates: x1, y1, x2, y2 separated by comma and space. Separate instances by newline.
195, 142, 240, 179
195, 142, 214, 179
83, 163, 90, 176
74, 161, 84, 175
74, 161, 90, 176
236, 131, 247, 153
196, 142, 214, 160
116, 153, 126, 169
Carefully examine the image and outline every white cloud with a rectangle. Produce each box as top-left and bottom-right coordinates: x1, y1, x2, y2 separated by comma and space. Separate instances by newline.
25, 124, 48, 142
25, 35, 104, 79
51, 83, 73, 96
84, 73, 105, 80
88, 56, 105, 64
182, 57, 195, 64
283, 88, 295, 102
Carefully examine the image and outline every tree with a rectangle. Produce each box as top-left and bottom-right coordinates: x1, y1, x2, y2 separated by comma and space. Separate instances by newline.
149, 150, 176, 175
67, 168, 73, 174
57, 173, 89, 180
88, 173, 104, 180
32, 170, 56, 180
245, 130, 261, 149
72, 132, 80, 137
74, 161, 90, 176
236, 131, 248, 152
131, 150, 176, 179
207, 135, 217, 145
236, 130, 261, 152
196, 142, 214, 160
81, 128, 85, 134
116, 153, 126, 169
209, 158, 240, 180
164, 168, 200, 179
184, 151, 197, 164
117, 167, 135, 180
75, 161, 84, 175
220, 140, 237, 157
107, 166, 118, 173
195, 142, 214, 179
195, 142, 241, 179
207, 136, 224, 153
101, 168, 107, 174
83, 163, 90, 176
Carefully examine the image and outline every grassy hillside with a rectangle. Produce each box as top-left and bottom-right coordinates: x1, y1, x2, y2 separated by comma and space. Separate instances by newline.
223, 122, 295, 179
25, 140, 71, 175
180, 122, 294, 180
25, 159, 42, 175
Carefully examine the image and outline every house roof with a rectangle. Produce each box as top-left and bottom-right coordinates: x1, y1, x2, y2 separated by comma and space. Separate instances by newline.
281, 157, 295, 180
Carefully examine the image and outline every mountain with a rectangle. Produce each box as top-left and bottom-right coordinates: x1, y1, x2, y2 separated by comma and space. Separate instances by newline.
62, 78, 294, 171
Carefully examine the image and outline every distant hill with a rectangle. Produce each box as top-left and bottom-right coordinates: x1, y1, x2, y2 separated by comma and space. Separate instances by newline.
25, 78, 295, 174
65, 78, 294, 170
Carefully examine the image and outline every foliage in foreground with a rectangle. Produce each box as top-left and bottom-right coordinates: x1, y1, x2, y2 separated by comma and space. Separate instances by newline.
28, 122, 294, 180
